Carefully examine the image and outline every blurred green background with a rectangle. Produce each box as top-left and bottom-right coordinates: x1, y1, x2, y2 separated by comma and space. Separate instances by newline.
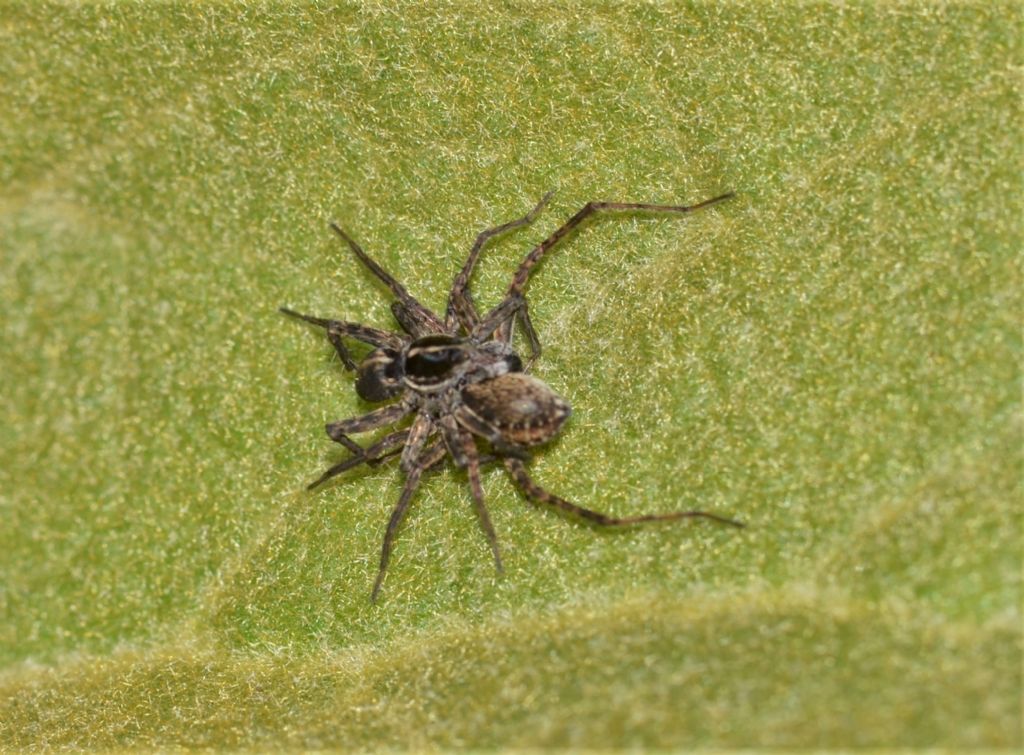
1, 2, 1020, 749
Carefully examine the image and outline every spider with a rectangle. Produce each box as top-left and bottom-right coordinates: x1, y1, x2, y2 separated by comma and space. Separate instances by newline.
282, 190, 742, 601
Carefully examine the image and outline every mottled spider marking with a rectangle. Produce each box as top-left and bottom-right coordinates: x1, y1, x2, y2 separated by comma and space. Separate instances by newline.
460, 373, 571, 448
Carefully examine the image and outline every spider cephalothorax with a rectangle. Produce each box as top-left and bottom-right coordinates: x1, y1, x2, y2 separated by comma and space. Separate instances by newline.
282, 190, 742, 601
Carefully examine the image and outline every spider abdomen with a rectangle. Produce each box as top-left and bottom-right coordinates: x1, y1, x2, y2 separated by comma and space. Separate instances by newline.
461, 373, 571, 447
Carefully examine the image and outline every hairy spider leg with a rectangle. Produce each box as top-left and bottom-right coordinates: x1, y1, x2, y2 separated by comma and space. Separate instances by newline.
438, 416, 503, 573
307, 429, 411, 490
469, 293, 527, 346
372, 441, 448, 602
446, 191, 554, 333
486, 192, 737, 357
452, 403, 531, 460
503, 457, 744, 529
326, 401, 414, 456
398, 413, 434, 473
279, 307, 404, 369
329, 223, 445, 337
364, 443, 405, 468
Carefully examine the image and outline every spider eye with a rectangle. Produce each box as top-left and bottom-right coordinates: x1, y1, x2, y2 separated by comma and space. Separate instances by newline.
355, 348, 402, 402
405, 336, 468, 381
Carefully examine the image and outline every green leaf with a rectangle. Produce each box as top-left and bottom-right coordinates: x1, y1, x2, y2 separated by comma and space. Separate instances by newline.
1, 2, 1019, 748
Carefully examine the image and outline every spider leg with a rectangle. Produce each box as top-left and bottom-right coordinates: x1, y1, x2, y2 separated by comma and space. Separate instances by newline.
399, 413, 435, 473
329, 223, 445, 336
389, 300, 446, 338
446, 192, 554, 332
461, 431, 503, 574
468, 293, 522, 342
438, 417, 504, 573
372, 440, 448, 602
487, 192, 736, 355
326, 401, 413, 455
503, 457, 744, 529
511, 300, 540, 370
306, 429, 410, 490
280, 307, 405, 369
467, 294, 544, 367
506, 192, 735, 298
452, 404, 531, 460
365, 444, 404, 467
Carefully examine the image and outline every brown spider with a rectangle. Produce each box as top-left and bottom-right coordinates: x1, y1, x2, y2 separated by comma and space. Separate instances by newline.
282, 191, 742, 601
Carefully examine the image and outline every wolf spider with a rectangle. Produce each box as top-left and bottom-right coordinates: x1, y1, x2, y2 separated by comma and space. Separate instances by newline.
282, 190, 742, 601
